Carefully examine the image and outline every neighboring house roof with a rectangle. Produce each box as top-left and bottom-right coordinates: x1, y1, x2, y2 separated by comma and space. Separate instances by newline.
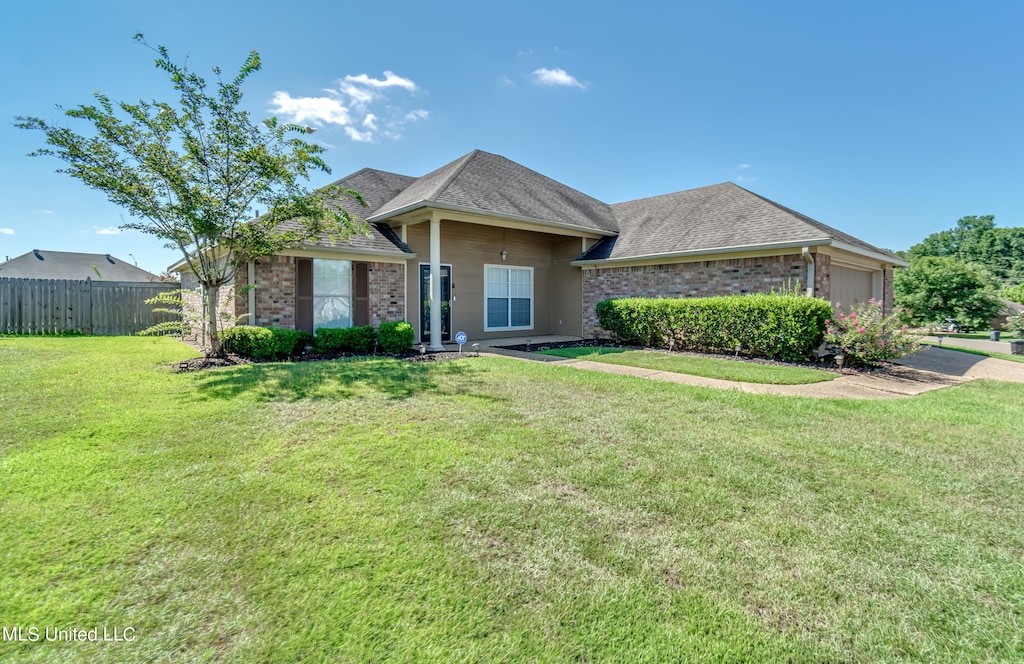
579, 182, 902, 264
369, 150, 619, 234
0, 250, 162, 281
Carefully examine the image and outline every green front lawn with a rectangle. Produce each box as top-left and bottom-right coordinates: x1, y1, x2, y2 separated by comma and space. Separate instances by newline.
2, 337, 1024, 662
540, 347, 835, 384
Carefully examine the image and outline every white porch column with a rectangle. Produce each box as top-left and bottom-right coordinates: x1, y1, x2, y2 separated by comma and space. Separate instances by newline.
428, 215, 444, 351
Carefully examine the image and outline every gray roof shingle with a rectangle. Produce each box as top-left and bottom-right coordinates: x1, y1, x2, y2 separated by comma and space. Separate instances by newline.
370, 150, 618, 232
581, 182, 900, 262
290, 154, 898, 266
276, 167, 417, 256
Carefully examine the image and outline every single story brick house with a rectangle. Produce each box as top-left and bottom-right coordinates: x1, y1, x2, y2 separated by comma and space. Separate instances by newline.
178, 149, 906, 349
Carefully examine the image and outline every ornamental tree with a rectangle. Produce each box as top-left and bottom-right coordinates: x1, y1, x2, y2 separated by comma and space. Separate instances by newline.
17, 36, 365, 356
894, 256, 1002, 331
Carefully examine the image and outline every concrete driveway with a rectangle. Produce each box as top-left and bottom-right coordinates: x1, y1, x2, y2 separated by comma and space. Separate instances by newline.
893, 344, 1024, 383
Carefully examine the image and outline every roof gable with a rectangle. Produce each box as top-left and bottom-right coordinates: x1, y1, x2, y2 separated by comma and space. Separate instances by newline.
275, 167, 417, 256
371, 150, 618, 233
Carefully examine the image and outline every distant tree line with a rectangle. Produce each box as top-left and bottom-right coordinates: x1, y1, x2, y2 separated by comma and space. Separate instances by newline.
893, 215, 1024, 331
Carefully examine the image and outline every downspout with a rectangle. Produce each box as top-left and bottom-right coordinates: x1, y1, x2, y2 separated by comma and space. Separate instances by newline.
801, 247, 815, 297
247, 260, 256, 325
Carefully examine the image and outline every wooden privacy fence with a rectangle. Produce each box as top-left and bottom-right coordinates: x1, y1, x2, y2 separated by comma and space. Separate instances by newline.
0, 278, 180, 335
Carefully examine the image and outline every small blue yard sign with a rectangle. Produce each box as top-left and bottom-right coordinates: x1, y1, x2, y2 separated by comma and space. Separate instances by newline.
455, 331, 467, 351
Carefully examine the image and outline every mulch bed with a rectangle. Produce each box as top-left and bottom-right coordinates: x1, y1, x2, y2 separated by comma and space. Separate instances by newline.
174, 349, 473, 373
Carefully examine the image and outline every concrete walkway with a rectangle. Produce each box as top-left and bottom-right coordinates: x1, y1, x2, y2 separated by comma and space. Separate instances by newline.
474, 337, 1024, 400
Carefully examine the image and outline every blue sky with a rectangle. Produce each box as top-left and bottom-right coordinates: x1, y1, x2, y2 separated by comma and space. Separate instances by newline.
2, 1, 1022, 275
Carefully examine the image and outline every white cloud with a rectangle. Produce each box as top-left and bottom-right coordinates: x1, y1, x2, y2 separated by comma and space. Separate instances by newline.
499, 75, 516, 87
269, 91, 351, 126
344, 71, 417, 91
0, 228, 14, 235
271, 71, 425, 142
94, 226, 121, 235
531, 68, 586, 90
739, 163, 752, 169
516, 48, 534, 58
344, 127, 374, 142
37, 209, 55, 215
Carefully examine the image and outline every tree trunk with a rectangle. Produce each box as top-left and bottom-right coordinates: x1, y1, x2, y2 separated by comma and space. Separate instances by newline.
205, 283, 224, 357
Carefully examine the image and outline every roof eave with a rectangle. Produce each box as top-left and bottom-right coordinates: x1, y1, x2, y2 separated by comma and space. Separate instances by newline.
169, 244, 414, 274
571, 239, 833, 266
829, 240, 908, 267
369, 200, 617, 236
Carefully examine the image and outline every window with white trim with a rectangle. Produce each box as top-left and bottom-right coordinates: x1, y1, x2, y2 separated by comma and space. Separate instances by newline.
312, 259, 352, 329
485, 265, 533, 331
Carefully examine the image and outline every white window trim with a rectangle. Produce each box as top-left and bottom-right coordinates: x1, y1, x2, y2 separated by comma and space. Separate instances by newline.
484, 264, 534, 332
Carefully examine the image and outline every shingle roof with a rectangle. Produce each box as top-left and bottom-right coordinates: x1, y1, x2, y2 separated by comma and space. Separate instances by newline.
578, 182, 900, 262
276, 167, 417, 256
370, 150, 618, 233
289, 154, 899, 266
0, 250, 163, 281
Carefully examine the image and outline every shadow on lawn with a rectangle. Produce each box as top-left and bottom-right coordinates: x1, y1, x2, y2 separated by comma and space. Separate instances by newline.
190, 356, 477, 402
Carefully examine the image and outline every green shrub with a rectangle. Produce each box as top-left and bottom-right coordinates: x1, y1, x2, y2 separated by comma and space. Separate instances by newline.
313, 325, 376, 354
1006, 311, 1024, 336
221, 325, 312, 360
824, 299, 921, 366
595, 294, 832, 361
378, 321, 414, 354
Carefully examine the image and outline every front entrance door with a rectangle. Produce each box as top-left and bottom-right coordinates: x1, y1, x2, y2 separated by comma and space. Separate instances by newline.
419, 264, 451, 342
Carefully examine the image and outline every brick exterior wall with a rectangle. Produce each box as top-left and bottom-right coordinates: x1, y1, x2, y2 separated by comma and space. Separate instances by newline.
179, 270, 236, 347
581, 253, 811, 337
231, 256, 405, 330
812, 252, 831, 303
366, 262, 405, 325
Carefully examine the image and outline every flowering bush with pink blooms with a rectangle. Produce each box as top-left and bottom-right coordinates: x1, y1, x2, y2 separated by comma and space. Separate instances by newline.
824, 299, 921, 366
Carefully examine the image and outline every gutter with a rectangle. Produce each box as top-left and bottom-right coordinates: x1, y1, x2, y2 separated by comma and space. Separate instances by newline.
571, 239, 831, 267
368, 200, 617, 237
573, 237, 909, 269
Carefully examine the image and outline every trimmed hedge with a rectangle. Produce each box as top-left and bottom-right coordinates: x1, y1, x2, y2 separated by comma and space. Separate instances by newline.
378, 321, 414, 354
222, 322, 417, 358
221, 326, 313, 360
596, 294, 832, 361
314, 325, 376, 354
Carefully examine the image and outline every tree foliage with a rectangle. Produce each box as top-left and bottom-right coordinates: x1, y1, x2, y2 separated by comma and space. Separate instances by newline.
16, 36, 365, 355
907, 215, 1024, 284
894, 256, 1003, 330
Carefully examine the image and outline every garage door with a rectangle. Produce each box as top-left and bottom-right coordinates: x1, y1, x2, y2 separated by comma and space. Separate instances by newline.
831, 265, 874, 308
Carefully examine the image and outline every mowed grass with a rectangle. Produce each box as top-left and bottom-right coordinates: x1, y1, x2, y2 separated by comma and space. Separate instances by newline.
944, 331, 1020, 341
2, 337, 1024, 662
921, 339, 1024, 364
539, 347, 835, 384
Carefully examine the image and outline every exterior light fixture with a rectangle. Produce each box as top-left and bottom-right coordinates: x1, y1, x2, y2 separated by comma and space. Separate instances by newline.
500, 249, 507, 261
835, 354, 845, 373
668, 338, 675, 351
